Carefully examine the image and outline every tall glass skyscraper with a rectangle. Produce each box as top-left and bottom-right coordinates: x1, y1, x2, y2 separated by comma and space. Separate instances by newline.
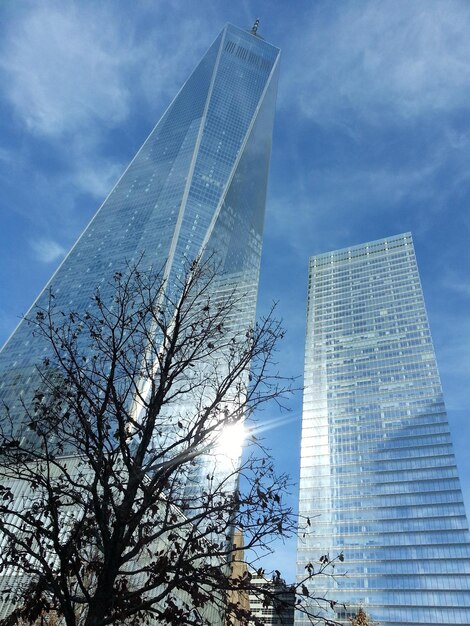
0, 24, 280, 449
297, 233, 470, 626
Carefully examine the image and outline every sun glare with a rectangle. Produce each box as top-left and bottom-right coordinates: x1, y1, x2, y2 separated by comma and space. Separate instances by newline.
215, 422, 246, 461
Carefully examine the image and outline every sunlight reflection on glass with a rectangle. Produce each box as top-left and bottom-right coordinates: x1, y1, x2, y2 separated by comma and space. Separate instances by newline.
215, 421, 246, 461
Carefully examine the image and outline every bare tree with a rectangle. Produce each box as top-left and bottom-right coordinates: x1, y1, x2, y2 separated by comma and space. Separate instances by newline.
0, 260, 341, 626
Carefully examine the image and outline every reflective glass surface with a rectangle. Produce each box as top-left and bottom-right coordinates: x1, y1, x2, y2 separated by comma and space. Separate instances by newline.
296, 233, 470, 626
0, 24, 280, 459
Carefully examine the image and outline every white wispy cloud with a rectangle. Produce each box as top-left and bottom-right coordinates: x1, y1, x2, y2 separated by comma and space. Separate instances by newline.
70, 157, 124, 199
30, 237, 66, 263
0, 0, 217, 225
0, 0, 138, 232
282, 1, 470, 123
0, 1, 216, 139
0, 3, 132, 138
0, 3, 129, 137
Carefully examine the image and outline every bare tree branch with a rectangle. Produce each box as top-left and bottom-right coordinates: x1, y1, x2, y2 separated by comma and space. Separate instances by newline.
0, 259, 341, 626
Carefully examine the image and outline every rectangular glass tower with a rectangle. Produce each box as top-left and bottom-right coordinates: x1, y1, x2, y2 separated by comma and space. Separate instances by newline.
297, 233, 470, 626
0, 24, 280, 455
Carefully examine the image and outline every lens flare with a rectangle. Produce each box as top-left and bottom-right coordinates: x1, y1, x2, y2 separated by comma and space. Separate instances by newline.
215, 422, 246, 461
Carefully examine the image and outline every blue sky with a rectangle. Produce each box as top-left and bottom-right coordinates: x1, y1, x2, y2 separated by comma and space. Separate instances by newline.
2, 0, 470, 581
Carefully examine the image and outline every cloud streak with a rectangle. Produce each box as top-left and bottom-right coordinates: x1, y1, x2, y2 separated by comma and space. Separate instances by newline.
30, 237, 66, 263
0, 3, 133, 139
282, 1, 470, 123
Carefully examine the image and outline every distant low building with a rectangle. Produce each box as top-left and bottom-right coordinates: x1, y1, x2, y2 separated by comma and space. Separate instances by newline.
248, 570, 294, 626
226, 530, 294, 626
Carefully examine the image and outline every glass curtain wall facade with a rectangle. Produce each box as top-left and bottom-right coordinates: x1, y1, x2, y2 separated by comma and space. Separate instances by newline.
297, 233, 470, 626
0, 25, 280, 455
